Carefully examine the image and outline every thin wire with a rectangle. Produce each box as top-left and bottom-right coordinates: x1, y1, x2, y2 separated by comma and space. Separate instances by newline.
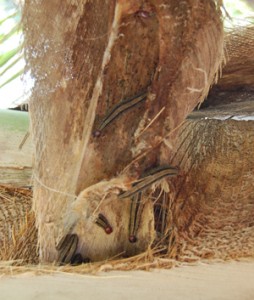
32, 172, 77, 200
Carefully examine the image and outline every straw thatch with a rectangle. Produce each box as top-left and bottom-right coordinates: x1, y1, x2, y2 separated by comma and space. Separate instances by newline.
0, 185, 32, 242
0, 186, 38, 264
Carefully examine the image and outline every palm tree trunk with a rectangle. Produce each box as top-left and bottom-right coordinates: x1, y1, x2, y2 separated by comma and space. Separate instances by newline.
23, 0, 224, 262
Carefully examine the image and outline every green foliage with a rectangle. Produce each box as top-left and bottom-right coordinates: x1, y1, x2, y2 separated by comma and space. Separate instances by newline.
224, 0, 254, 18
0, 68, 23, 89
0, 10, 24, 92
0, 11, 18, 26
0, 44, 22, 68
0, 23, 20, 44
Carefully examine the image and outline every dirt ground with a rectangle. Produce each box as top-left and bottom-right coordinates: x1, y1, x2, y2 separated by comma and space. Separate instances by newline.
0, 261, 254, 300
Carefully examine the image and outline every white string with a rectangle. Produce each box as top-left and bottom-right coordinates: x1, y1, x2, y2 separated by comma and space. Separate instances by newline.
32, 172, 77, 200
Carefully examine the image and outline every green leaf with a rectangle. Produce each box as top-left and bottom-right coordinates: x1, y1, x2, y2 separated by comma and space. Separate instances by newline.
0, 10, 23, 92
0, 45, 23, 68
0, 23, 21, 44
0, 11, 19, 26
0, 54, 24, 77
0, 68, 24, 89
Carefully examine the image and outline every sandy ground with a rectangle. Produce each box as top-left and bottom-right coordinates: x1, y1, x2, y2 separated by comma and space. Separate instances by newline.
0, 261, 254, 300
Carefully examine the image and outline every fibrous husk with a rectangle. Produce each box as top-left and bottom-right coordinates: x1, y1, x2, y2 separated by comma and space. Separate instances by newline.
164, 117, 254, 262
201, 24, 254, 108
218, 24, 254, 90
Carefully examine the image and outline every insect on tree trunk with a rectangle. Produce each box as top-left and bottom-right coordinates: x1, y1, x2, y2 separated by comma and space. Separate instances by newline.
23, 0, 224, 262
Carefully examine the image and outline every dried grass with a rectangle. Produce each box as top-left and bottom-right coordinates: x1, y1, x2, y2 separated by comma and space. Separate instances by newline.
0, 185, 38, 264
0, 249, 177, 277
0, 185, 32, 242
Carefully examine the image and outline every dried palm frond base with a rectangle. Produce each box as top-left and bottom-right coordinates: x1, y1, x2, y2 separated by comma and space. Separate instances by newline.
218, 25, 254, 91
203, 25, 254, 108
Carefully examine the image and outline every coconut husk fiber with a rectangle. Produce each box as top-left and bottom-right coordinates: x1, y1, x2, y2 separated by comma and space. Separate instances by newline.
204, 24, 254, 108
218, 24, 254, 91
23, 0, 225, 263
